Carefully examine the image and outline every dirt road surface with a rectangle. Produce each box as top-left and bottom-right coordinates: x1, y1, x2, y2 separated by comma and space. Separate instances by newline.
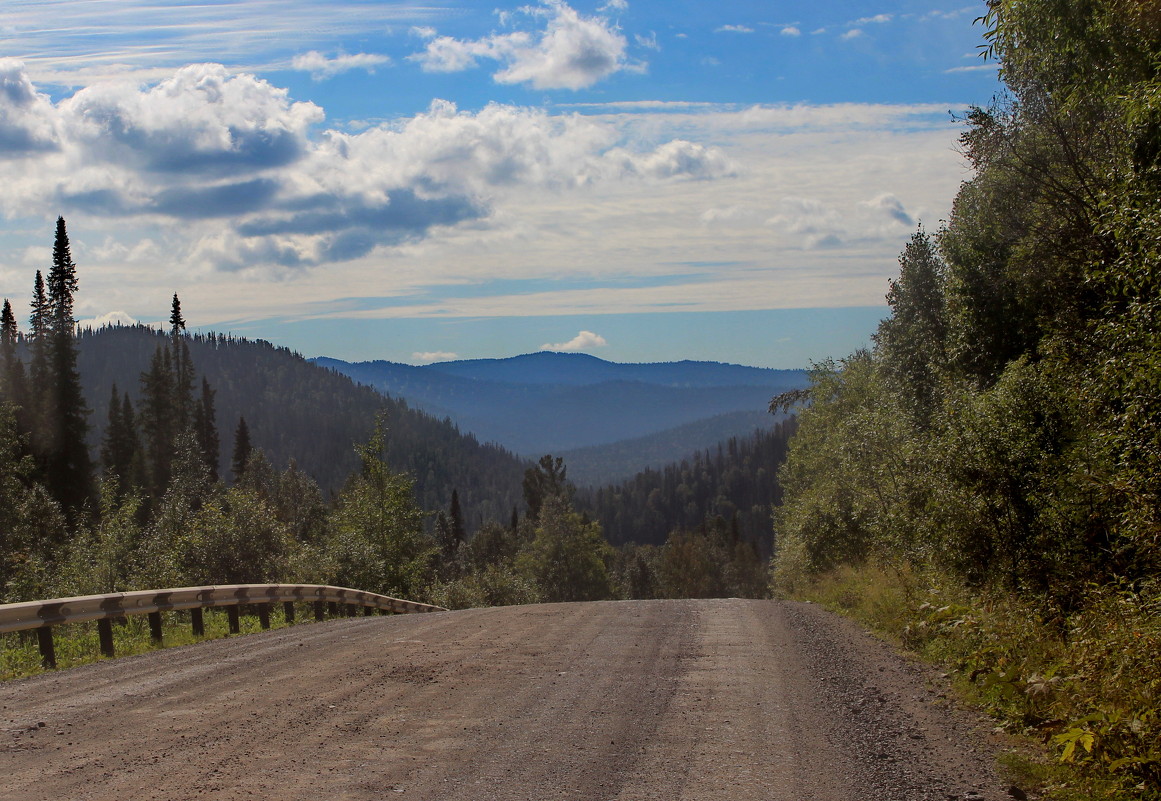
2, 600, 1009, 800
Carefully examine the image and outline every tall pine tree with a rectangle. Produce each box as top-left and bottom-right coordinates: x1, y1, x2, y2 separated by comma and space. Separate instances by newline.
42, 217, 92, 512
169, 294, 195, 429
0, 299, 27, 412
27, 270, 49, 442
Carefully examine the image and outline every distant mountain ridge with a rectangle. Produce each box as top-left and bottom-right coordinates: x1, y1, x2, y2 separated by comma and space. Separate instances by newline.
313, 352, 808, 478
421, 351, 799, 388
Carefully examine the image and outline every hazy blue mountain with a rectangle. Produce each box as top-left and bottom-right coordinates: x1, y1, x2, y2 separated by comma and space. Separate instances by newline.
421, 351, 801, 388
313, 353, 807, 470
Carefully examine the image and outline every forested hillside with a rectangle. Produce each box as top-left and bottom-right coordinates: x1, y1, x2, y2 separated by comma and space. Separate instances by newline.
773, 2, 1161, 795
561, 409, 782, 487
77, 325, 525, 522
579, 420, 796, 550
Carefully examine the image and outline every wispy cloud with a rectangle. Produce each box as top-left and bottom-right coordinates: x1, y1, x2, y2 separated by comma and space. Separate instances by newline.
780, 26, 802, 37
850, 13, 892, 25
841, 29, 865, 41
408, 0, 632, 90
292, 51, 391, 81
715, 24, 754, 34
635, 32, 660, 51
944, 63, 998, 74
1, 1, 440, 87
542, 330, 608, 351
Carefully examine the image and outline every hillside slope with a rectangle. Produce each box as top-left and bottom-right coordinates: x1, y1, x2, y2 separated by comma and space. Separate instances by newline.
76, 325, 526, 526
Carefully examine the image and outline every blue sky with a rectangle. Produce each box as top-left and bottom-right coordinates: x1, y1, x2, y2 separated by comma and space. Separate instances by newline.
0, 0, 1000, 367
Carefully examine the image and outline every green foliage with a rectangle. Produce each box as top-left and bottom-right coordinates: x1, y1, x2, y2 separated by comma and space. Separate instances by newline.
427, 564, 540, 610
53, 479, 143, 597
516, 495, 615, 603
523, 454, 573, 521
791, 565, 1161, 799
173, 487, 293, 586
653, 517, 766, 599
325, 421, 434, 597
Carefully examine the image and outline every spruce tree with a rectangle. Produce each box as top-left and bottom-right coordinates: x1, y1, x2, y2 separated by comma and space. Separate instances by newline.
0, 299, 27, 411
100, 384, 141, 493
42, 217, 92, 512
169, 294, 195, 429
449, 488, 466, 545
194, 377, 220, 483
231, 416, 252, 483
27, 271, 49, 439
139, 345, 175, 495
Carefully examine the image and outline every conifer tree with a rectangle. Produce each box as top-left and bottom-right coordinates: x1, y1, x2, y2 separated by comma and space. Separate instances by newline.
100, 384, 141, 493
194, 377, 220, 483
42, 217, 92, 511
139, 345, 175, 495
27, 270, 49, 436
449, 488, 466, 546
169, 294, 195, 429
0, 299, 27, 411
231, 416, 252, 483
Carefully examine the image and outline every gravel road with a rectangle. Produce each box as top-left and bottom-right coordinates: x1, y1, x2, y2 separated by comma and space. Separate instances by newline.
1, 599, 1009, 800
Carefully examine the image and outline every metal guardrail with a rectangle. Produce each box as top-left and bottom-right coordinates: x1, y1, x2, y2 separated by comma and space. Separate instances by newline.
0, 583, 446, 668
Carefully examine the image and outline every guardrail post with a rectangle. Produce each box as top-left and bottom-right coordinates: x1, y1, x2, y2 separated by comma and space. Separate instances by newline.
327, 601, 338, 618
227, 606, 240, 634
346, 604, 357, 618
148, 611, 163, 643
97, 618, 115, 658
314, 601, 325, 621
36, 627, 56, 668
363, 605, 374, 617
284, 602, 295, 624
258, 604, 271, 630
191, 607, 205, 637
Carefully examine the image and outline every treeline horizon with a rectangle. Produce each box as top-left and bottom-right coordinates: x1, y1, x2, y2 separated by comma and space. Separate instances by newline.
0, 218, 784, 611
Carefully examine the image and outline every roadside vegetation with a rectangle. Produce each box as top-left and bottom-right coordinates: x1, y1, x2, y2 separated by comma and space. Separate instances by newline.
771, 2, 1161, 797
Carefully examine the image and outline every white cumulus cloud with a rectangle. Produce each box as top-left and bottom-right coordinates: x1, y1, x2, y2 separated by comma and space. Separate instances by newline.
542, 330, 608, 351
408, 0, 631, 90
0, 63, 735, 275
78, 310, 138, 330
780, 26, 801, 37
412, 350, 458, 362
0, 58, 60, 155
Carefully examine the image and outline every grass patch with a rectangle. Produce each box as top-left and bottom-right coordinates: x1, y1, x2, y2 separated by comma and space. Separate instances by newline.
779, 563, 1161, 801
1, 604, 315, 681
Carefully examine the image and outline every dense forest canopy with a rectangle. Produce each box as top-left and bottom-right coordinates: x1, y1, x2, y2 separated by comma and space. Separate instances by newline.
775, 0, 1161, 602
771, 3, 1161, 792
